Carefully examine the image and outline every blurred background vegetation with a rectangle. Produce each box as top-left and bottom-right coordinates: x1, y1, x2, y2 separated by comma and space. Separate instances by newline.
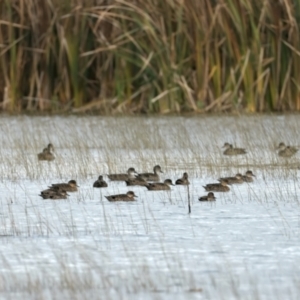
1, 0, 300, 113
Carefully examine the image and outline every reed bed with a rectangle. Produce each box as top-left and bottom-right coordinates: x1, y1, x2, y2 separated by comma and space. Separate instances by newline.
1, 0, 300, 113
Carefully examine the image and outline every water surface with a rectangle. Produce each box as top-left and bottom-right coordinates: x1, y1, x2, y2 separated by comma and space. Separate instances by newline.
0, 115, 299, 299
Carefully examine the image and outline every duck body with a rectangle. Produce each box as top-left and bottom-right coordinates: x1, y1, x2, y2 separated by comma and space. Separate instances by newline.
218, 173, 243, 185
93, 176, 108, 188
203, 181, 230, 192
40, 189, 68, 200
277, 143, 298, 157
146, 179, 174, 191
222, 143, 246, 156
38, 150, 54, 161
199, 192, 216, 201
175, 172, 190, 185
138, 165, 163, 182
49, 180, 79, 192
108, 167, 137, 181
105, 191, 137, 202
38, 143, 55, 161
125, 177, 148, 186
242, 170, 256, 182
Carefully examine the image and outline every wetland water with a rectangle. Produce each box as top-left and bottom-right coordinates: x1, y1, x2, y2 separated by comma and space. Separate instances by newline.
0, 115, 300, 299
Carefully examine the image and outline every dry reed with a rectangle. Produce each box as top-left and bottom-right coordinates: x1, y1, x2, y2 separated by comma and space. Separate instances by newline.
1, 0, 300, 113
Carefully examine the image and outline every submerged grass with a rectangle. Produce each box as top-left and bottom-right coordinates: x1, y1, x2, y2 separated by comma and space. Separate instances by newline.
1, 1, 300, 113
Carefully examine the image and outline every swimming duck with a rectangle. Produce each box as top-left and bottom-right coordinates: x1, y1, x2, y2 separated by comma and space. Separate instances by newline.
125, 177, 148, 186
37, 148, 49, 160
108, 167, 137, 181
203, 180, 230, 192
93, 175, 108, 188
138, 165, 163, 181
242, 170, 256, 182
222, 143, 247, 156
175, 172, 190, 185
218, 173, 243, 185
199, 192, 216, 201
277, 142, 298, 157
146, 179, 174, 191
37, 143, 55, 161
39, 189, 69, 200
49, 180, 79, 192
105, 191, 137, 202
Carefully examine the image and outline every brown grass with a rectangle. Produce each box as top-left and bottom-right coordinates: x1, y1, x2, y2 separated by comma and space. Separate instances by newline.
1, 0, 300, 113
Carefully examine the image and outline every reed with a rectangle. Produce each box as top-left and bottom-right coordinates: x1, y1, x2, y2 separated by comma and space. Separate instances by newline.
1, 0, 300, 113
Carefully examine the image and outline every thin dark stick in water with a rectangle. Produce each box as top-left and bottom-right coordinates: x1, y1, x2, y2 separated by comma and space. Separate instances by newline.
187, 185, 191, 214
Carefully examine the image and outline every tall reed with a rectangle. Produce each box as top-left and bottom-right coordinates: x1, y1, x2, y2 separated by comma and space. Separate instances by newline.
1, 0, 300, 113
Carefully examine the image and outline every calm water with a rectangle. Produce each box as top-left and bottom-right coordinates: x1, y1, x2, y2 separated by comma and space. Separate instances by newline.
0, 115, 299, 299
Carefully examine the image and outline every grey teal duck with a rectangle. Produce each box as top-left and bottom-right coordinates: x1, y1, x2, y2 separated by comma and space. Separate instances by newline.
125, 177, 148, 186
40, 189, 69, 200
218, 173, 243, 185
277, 142, 298, 157
138, 165, 163, 181
108, 167, 137, 181
37, 143, 55, 161
199, 192, 216, 201
175, 172, 190, 185
49, 180, 79, 192
222, 143, 247, 156
146, 179, 174, 191
93, 175, 108, 188
203, 180, 230, 192
105, 191, 137, 202
242, 170, 255, 182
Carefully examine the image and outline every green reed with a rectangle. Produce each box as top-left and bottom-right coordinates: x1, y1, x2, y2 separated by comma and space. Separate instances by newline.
1, 0, 300, 113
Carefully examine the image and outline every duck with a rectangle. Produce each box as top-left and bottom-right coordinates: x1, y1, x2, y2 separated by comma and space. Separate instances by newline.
277, 142, 298, 157
199, 192, 216, 201
203, 180, 230, 192
146, 179, 174, 191
125, 177, 148, 186
93, 175, 108, 188
222, 142, 247, 156
105, 191, 137, 202
175, 172, 190, 185
108, 167, 137, 181
39, 189, 69, 200
242, 170, 256, 182
137, 165, 163, 181
218, 173, 243, 185
37, 148, 49, 160
37, 143, 55, 161
49, 180, 79, 192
